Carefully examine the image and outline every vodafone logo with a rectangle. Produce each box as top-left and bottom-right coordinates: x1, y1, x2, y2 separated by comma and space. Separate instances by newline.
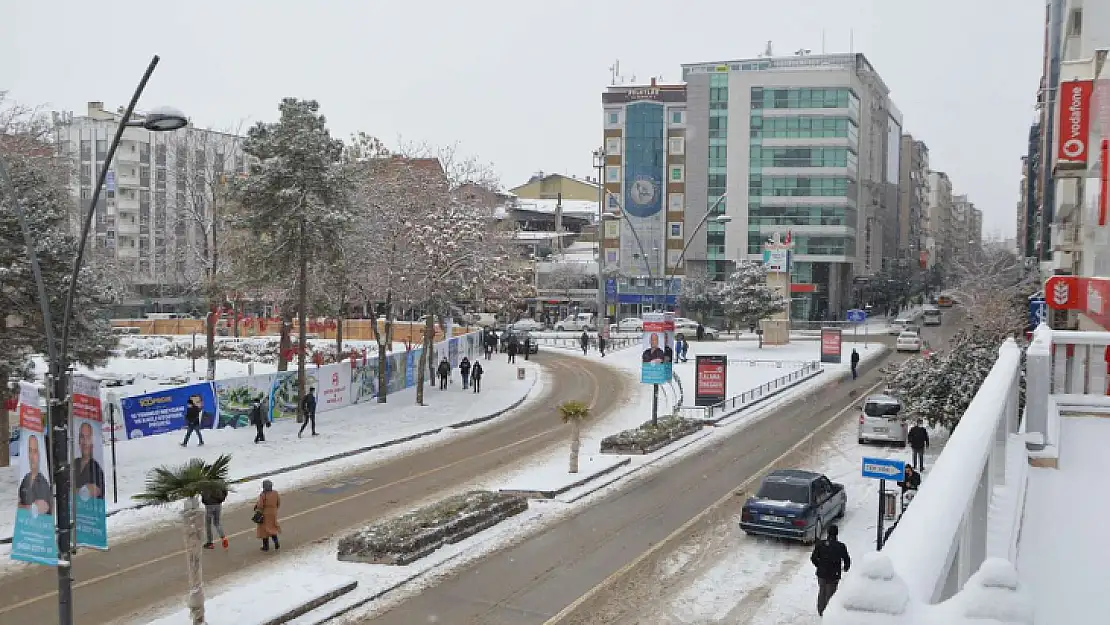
1058, 81, 1092, 163
1063, 138, 1085, 159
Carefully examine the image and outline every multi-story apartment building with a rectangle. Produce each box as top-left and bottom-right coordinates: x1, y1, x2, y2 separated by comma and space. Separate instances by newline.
600, 79, 688, 319
677, 53, 902, 320
897, 135, 930, 266
925, 171, 954, 268
57, 102, 246, 308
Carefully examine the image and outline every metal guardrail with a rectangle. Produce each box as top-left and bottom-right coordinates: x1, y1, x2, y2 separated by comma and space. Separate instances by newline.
531, 336, 638, 353
677, 361, 822, 422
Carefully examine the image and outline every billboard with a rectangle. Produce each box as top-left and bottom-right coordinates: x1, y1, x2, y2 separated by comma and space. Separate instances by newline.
1057, 80, 1094, 168
695, 355, 727, 407
71, 373, 107, 550
641, 312, 675, 384
820, 328, 843, 364
762, 249, 790, 273
12, 381, 57, 566
214, 374, 275, 428
120, 382, 217, 439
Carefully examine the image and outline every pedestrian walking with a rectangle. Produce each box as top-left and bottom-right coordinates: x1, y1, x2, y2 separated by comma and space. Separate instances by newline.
507, 340, 518, 363
437, 357, 450, 390
180, 397, 204, 447
908, 419, 930, 471
471, 361, 483, 393
580, 330, 589, 355
297, 387, 317, 438
696, 323, 705, 341
249, 398, 268, 443
850, 348, 860, 380
459, 356, 472, 390
202, 483, 228, 550
810, 524, 851, 616
254, 480, 281, 552
523, 337, 531, 360
680, 338, 690, 362
598, 334, 607, 357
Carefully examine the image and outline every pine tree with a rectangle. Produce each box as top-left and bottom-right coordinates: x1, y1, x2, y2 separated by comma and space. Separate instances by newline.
715, 261, 786, 327
230, 98, 352, 421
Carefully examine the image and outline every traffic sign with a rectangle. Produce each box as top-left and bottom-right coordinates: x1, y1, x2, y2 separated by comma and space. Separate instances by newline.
861, 457, 906, 481
846, 309, 867, 324
1028, 298, 1047, 329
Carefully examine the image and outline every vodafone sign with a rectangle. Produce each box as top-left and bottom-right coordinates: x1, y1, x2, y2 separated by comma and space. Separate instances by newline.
1057, 80, 1094, 167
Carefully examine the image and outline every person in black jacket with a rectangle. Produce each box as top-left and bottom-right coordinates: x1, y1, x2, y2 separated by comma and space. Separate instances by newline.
850, 348, 860, 379
898, 464, 921, 493
298, 388, 317, 437
437, 357, 450, 390
580, 330, 589, 355
506, 339, 518, 363
181, 397, 204, 447
908, 419, 930, 470
459, 357, 472, 389
811, 523, 851, 616
202, 484, 229, 550
471, 361, 484, 393
249, 398, 268, 443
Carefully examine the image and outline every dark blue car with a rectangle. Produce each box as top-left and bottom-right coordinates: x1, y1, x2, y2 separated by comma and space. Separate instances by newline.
739, 469, 847, 544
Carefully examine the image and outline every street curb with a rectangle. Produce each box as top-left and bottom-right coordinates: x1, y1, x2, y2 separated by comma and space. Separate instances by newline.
261, 579, 359, 625
499, 457, 632, 499
0, 369, 541, 547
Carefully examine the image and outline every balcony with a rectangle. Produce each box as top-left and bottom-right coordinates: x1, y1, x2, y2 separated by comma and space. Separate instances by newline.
117, 221, 140, 236
1051, 222, 1081, 252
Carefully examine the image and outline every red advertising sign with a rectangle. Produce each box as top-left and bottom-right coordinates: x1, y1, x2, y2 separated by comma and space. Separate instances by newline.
820, 328, 842, 364
1045, 275, 1081, 309
1101, 139, 1108, 226
694, 355, 728, 407
1044, 276, 1110, 330
1058, 80, 1094, 167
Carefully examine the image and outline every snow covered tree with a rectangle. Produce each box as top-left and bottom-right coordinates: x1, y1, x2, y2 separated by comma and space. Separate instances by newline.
231, 98, 352, 419
1, 93, 119, 465
679, 273, 716, 323
715, 261, 786, 327
398, 139, 500, 191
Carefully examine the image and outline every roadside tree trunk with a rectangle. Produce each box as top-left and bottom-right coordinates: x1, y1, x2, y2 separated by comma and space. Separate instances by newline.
569, 422, 581, 473
335, 315, 344, 360
181, 496, 206, 625
205, 307, 217, 381
374, 291, 393, 403
415, 312, 435, 406
297, 217, 309, 423
278, 315, 292, 372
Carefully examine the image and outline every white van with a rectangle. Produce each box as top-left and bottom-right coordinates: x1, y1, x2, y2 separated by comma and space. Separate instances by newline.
554, 313, 596, 332
888, 317, 915, 336
858, 394, 908, 446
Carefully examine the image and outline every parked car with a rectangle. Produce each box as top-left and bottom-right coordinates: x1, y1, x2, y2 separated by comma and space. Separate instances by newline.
615, 317, 644, 332
739, 469, 847, 544
466, 312, 502, 329
937, 295, 954, 308
554, 313, 596, 332
857, 394, 908, 446
675, 320, 719, 340
896, 332, 922, 352
508, 318, 545, 332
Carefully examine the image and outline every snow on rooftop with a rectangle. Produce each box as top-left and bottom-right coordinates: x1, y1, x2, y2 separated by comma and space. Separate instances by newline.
513, 198, 599, 217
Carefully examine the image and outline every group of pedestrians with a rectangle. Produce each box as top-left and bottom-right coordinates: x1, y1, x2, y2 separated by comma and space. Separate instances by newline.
436, 356, 484, 392
578, 331, 607, 357
199, 478, 282, 553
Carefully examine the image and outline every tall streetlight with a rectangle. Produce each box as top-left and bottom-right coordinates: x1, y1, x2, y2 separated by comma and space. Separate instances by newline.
592, 148, 606, 323
0, 55, 186, 625
660, 194, 730, 310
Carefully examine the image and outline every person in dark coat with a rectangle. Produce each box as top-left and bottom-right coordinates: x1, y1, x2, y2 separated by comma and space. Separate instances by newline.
202, 483, 229, 550
437, 357, 450, 390
696, 323, 705, 341
298, 388, 317, 437
908, 419, 930, 470
523, 337, 531, 360
249, 398, 268, 443
580, 330, 589, 355
181, 397, 204, 447
850, 348, 860, 380
898, 464, 921, 493
459, 357, 472, 389
598, 334, 607, 357
507, 339, 518, 363
811, 524, 851, 616
470, 361, 484, 393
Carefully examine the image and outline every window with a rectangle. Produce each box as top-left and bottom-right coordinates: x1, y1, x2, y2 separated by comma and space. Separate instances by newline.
606, 250, 618, 264
669, 193, 684, 211
669, 222, 683, 239
604, 220, 619, 239
1068, 9, 1082, 37
670, 110, 685, 125
80, 140, 92, 161
668, 137, 685, 156
667, 249, 683, 267
605, 136, 622, 155
606, 110, 621, 126
669, 165, 684, 183
606, 165, 621, 183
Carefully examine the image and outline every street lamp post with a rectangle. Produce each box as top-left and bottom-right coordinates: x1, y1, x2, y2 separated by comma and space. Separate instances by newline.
602, 192, 657, 318
0, 55, 186, 625
660, 193, 730, 311
593, 148, 606, 325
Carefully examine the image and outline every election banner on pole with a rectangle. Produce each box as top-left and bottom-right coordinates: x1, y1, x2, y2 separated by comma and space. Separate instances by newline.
12, 381, 57, 566
641, 312, 675, 384
71, 374, 108, 550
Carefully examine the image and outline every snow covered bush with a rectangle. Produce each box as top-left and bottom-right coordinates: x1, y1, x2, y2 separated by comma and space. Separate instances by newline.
715, 261, 786, 327
336, 490, 527, 565
600, 415, 705, 454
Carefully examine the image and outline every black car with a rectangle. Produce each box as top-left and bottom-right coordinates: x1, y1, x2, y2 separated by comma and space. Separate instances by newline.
499, 330, 539, 354
740, 469, 847, 544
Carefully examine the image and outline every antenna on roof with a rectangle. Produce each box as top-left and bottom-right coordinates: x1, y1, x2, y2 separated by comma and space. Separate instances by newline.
609, 59, 620, 85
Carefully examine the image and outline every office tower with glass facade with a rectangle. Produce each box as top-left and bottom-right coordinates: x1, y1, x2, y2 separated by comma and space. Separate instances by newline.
681, 53, 902, 320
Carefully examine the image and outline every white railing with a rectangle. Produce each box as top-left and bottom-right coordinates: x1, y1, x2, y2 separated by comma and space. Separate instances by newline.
825, 338, 1031, 624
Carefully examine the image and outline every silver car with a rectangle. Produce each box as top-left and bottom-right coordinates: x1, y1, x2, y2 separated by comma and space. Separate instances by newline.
857, 394, 908, 446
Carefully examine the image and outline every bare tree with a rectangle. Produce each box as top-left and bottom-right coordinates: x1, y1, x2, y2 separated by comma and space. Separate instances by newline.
397, 139, 501, 191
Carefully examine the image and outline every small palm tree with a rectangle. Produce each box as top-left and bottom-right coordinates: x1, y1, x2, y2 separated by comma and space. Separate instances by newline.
133, 454, 232, 625
558, 400, 591, 473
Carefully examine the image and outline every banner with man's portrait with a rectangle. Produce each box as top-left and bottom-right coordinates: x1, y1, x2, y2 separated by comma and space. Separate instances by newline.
11, 381, 57, 566
641, 312, 675, 384
71, 374, 107, 549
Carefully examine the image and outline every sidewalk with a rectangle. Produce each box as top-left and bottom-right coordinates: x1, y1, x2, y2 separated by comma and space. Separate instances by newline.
0, 356, 543, 549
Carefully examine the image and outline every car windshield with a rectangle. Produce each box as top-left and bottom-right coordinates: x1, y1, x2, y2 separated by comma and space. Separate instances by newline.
756, 480, 810, 504
865, 401, 901, 417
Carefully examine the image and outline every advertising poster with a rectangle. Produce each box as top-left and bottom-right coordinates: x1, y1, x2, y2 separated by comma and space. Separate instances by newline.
71, 374, 107, 550
12, 381, 57, 566
695, 355, 728, 407
120, 382, 217, 439
405, 349, 416, 388
821, 328, 843, 364
350, 357, 379, 405
269, 371, 320, 421
385, 352, 405, 395
448, 338, 460, 368
316, 363, 351, 412
641, 312, 675, 384
214, 374, 274, 428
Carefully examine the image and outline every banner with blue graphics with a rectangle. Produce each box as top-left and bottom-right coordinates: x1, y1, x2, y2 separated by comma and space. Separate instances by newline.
640, 312, 675, 384
12, 381, 57, 566
119, 382, 217, 439
71, 374, 108, 550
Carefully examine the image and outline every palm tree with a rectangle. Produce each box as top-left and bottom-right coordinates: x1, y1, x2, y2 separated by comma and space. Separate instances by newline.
133, 454, 232, 625
558, 400, 591, 473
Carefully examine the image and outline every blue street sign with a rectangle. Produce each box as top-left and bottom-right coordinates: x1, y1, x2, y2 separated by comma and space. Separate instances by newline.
846, 309, 868, 324
861, 457, 906, 481
1028, 298, 1047, 329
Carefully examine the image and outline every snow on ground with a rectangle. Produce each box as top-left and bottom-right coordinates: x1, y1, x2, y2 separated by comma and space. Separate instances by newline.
1017, 416, 1110, 625
632, 417, 947, 625
0, 356, 544, 570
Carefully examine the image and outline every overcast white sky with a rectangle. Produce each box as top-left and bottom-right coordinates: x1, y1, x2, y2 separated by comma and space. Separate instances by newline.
1, 0, 1043, 239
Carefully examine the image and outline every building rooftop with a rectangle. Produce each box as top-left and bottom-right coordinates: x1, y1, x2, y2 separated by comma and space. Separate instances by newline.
680, 52, 889, 96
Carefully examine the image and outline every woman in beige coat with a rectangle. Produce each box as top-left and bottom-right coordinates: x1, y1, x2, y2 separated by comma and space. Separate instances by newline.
255, 479, 281, 551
